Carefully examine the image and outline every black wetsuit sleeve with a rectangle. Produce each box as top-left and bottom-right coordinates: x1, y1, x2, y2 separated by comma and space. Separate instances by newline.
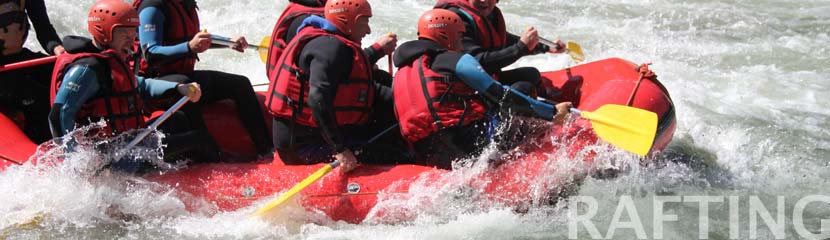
25, 0, 62, 54
299, 37, 355, 153
431, 51, 466, 76
449, 7, 537, 75
363, 43, 385, 65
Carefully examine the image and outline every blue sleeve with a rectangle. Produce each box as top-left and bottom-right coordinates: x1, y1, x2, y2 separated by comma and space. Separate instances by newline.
454, 54, 494, 91
138, 7, 192, 61
51, 65, 101, 135
137, 76, 178, 99
454, 54, 555, 120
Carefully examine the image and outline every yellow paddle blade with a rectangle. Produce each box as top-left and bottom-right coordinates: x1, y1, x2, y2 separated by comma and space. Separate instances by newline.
566, 41, 585, 63
257, 36, 271, 63
579, 104, 657, 157
249, 162, 336, 217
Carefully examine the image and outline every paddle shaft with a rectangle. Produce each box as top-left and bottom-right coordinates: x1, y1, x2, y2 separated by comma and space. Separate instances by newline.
123, 95, 190, 151
388, 54, 393, 75
0, 56, 57, 73
539, 37, 584, 63
539, 37, 562, 51
92, 95, 190, 175
210, 35, 265, 51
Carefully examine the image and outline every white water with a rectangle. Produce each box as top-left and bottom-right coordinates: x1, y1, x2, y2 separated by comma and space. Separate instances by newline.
2, 0, 829, 239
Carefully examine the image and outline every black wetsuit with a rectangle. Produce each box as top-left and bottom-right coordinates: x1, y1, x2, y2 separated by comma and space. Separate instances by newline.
272, 34, 407, 165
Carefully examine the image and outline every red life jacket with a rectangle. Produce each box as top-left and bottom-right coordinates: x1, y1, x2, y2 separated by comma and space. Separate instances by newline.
434, 0, 507, 49
132, 0, 200, 77
50, 50, 145, 135
267, 27, 374, 128
393, 52, 488, 144
266, 2, 323, 76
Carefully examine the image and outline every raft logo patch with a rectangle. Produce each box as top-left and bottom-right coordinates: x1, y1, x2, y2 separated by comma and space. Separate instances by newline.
65, 82, 81, 92
143, 24, 156, 32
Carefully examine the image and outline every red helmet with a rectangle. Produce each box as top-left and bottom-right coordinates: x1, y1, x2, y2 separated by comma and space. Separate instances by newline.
417, 9, 465, 50
87, 0, 139, 45
324, 0, 372, 35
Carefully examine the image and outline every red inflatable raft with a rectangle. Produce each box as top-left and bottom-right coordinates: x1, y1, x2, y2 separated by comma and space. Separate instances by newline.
1, 58, 676, 223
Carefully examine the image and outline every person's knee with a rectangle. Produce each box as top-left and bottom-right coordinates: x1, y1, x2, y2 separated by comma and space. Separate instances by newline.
510, 81, 535, 95
519, 67, 542, 85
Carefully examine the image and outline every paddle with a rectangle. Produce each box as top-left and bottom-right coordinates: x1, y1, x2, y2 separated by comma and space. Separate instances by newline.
96, 92, 193, 173
122, 94, 192, 152
249, 123, 400, 217
209, 35, 270, 63
250, 160, 339, 217
570, 104, 657, 157
539, 37, 584, 63
0, 56, 57, 73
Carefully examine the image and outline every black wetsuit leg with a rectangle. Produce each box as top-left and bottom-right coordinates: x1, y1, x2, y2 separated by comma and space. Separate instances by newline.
272, 117, 338, 165
189, 70, 273, 155
272, 117, 412, 165
155, 109, 221, 163
358, 82, 413, 164
412, 120, 491, 169
496, 67, 542, 96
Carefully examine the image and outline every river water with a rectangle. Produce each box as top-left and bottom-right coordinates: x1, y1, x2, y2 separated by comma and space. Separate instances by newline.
1, 0, 829, 239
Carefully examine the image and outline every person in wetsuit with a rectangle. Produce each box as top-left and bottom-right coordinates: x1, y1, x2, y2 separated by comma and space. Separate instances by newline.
134, 0, 273, 158
266, 0, 403, 173
266, 0, 396, 87
49, 0, 216, 172
393, 9, 572, 169
435, 0, 567, 97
